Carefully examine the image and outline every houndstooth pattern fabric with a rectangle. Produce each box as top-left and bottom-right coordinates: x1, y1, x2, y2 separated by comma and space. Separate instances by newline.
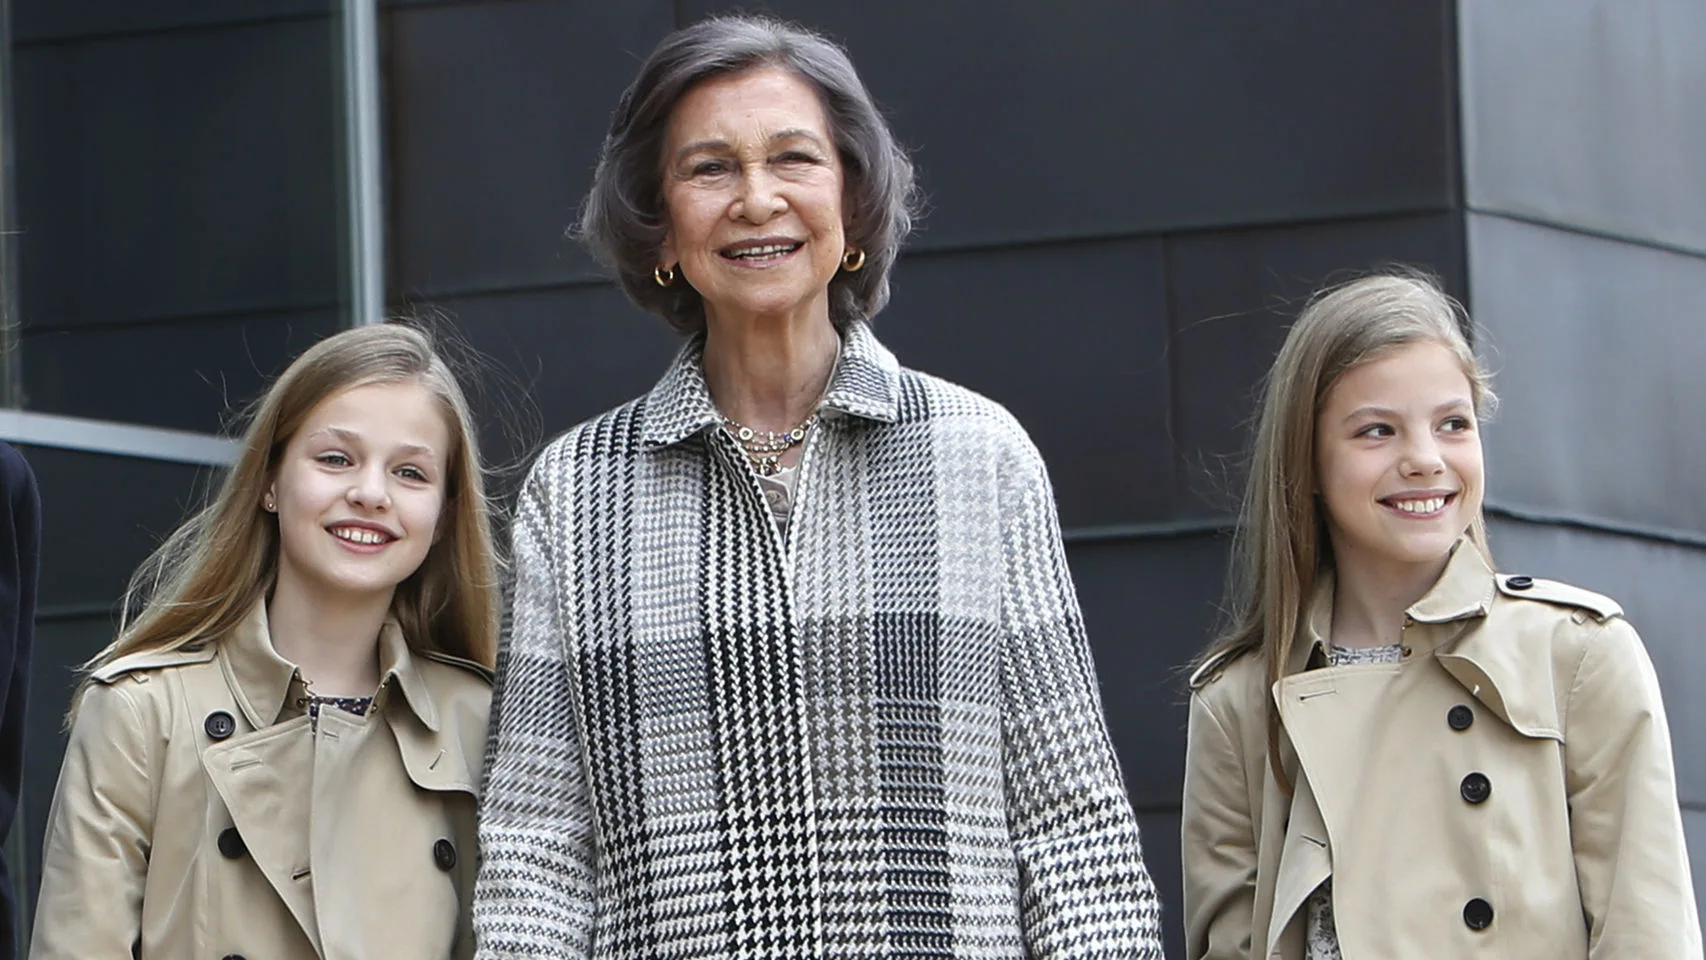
473, 321, 1163, 959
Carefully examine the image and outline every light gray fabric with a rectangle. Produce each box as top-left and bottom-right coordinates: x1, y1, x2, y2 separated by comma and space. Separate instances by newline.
472, 321, 1162, 958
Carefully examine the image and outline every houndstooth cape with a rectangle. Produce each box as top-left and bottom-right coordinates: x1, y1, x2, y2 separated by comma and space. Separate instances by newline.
473, 321, 1163, 958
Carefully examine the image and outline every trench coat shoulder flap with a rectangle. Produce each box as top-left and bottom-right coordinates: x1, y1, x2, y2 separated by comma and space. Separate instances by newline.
1494, 575, 1622, 619
87, 642, 218, 684
1434, 571, 1625, 743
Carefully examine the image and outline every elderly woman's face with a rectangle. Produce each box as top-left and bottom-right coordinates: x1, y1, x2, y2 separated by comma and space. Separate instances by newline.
659, 67, 847, 329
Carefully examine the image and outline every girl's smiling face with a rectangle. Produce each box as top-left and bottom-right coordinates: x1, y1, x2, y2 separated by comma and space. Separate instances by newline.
267, 380, 451, 605
1315, 340, 1485, 581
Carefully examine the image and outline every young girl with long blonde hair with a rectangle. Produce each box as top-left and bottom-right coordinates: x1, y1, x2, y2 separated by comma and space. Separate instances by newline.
31, 322, 500, 959
1182, 272, 1699, 958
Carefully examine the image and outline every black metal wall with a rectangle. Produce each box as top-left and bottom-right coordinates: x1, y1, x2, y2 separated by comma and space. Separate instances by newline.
8, 0, 347, 931
1455, 0, 1706, 903
11, 0, 1703, 953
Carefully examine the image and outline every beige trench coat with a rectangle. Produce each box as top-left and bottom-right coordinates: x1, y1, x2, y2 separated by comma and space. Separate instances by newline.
30, 602, 491, 960
1183, 542, 1701, 959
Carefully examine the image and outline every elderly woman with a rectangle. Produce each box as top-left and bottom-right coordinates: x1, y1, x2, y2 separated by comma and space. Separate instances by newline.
474, 15, 1163, 959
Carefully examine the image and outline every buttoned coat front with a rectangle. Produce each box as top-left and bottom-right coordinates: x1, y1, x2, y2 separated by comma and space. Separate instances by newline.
1183, 543, 1701, 959
30, 602, 491, 960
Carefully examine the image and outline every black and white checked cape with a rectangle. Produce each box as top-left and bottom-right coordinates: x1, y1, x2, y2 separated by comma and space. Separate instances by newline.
474, 322, 1163, 958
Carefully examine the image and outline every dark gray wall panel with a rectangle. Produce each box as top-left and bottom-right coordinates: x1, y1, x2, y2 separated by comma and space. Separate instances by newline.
1073, 531, 1217, 960
1485, 519, 1706, 807
14, 20, 341, 328
1068, 533, 1227, 811
386, 0, 674, 298
687, 0, 1457, 249
17, 445, 217, 610
879, 240, 1172, 528
1460, 0, 1706, 256
1166, 215, 1465, 516
20, 310, 340, 434
14, 452, 204, 911
13, 0, 329, 42
20, 615, 119, 925
1136, 810, 1185, 960
1687, 812, 1706, 919
1469, 214, 1706, 538
428, 284, 681, 470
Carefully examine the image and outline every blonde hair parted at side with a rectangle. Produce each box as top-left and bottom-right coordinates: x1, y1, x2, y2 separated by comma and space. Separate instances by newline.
1191, 269, 1496, 790
75, 323, 500, 714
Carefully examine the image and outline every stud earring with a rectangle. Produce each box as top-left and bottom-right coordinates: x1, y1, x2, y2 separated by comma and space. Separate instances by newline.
841, 248, 866, 273
263, 495, 276, 512
654, 264, 677, 287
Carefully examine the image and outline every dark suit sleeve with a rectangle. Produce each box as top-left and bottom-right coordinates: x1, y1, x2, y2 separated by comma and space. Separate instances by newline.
0, 444, 41, 960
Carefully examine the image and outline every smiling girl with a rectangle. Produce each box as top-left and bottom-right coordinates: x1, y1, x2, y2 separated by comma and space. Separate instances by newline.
31, 323, 499, 960
1182, 272, 1700, 959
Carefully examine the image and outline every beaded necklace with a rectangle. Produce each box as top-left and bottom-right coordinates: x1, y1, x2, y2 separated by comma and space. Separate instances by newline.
721, 412, 820, 477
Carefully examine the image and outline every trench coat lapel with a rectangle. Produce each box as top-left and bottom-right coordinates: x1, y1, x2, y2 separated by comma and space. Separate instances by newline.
1264, 542, 1525, 952
1266, 759, 1330, 954
1270, 663, 1402, 951
1266, 576, 1405, 953
179, 603, 320, 950
1436, 644, 1563, 741
374, 620, 482, 794
1422, 544, 1565, 741
193, 602, 471, 954
199, 705, 322, 952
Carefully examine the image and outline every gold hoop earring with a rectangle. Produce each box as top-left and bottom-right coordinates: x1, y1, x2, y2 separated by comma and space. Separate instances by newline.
654, 264, 676, 287
841, 248, 866, 273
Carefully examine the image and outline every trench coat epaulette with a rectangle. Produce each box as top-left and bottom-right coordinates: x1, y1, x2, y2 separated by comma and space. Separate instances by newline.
419, 648, 494, 685
87, 642, 218, 685
1494, 573, 1624, 622
1186, 645, 1252, 692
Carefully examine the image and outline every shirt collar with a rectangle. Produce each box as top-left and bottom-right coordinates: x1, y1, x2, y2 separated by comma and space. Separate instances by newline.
638, 319, 902, 449
221, 599, 441, 732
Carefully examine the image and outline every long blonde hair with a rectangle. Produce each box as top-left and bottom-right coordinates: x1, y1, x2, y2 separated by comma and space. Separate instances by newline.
78, 322, 500, 706
1192, 269, 1496, 788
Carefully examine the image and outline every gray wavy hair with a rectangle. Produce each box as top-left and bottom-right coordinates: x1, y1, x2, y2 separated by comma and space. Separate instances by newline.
578, 15, 920, 335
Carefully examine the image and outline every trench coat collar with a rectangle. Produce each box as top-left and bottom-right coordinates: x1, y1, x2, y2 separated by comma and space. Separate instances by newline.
1293, 540, 1555, 737
1407, 538, 1498, 629
222, 600, 441, 733
1295, 538, 1494, 672
638, 318, 902, 449
1428, 542, 1567, 740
